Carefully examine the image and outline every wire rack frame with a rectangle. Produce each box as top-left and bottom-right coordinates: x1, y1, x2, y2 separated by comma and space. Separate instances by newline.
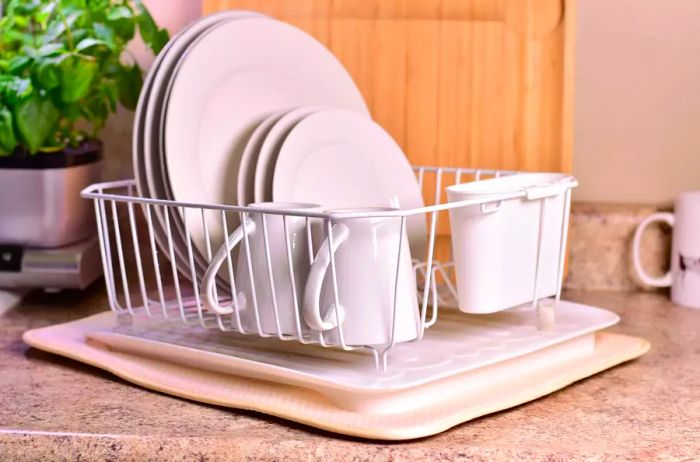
82, 165, 575, 372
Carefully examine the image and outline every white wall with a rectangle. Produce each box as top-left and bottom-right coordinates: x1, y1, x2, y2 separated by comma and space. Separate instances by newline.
574, 0, 700, 205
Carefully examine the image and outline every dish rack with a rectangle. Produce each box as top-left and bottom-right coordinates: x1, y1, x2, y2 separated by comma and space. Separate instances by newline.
81, 165, 575, 373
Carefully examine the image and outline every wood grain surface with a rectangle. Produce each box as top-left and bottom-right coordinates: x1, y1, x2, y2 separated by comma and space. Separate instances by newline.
203, 0, 573, 174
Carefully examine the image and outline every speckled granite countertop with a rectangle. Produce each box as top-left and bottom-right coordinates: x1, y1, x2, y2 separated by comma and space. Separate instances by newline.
1, 284, 698, 461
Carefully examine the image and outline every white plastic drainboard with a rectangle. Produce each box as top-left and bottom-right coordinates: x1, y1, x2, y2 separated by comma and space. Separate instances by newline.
98, 300, 619, 392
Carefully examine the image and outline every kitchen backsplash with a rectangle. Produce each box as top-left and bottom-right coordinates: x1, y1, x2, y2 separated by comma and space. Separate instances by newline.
565, 202, 672, 292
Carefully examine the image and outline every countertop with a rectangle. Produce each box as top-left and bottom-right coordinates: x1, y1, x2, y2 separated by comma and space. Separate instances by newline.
1, 284, 698, 461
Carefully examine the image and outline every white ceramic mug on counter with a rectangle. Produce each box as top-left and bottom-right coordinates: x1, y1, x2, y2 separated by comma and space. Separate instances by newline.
302, 207, 420, 346
202, 202, 322, 334
632, 192, 700, 308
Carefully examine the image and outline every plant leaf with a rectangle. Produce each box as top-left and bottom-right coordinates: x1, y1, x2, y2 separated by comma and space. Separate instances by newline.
15, 94, 60, 153
117, 64, 142, 111
61, 103, 82, 122
71, 28, 89, 45
12, 15, 29, 29
58, 54, 97, 103
36, 2, 57, 27
106, 5, 135, 41
36, 63, 60, 90
20, 45, 41, 60
92, 22, 116, 49
3, 0, 22, 16
0, 76, 33, 106
43, 10, 82, 43
3, 29, 35, 47
134, 0, 169, 54
81, 93, 109, 133
0, 106, 18, 156
86, 0, 110, 14
14, 0, 42, 16
75, 37, 109, 52
34, 55, 67, 90
106, 5, 133, 21
101, 78, 119, 112
37, 43, 66, 57
151, 28, 169, 54
7, 56, 32, 75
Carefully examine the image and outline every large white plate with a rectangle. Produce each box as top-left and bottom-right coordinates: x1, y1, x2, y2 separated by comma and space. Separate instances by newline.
133, 15, 225, 276
272, 109, 427, 258
131, 35, 188, 271
141, 11, 261, 280
236, 110, 286, 206
163, 17, 369, 260
253, 106, 324, 203
143, 10, 261, 201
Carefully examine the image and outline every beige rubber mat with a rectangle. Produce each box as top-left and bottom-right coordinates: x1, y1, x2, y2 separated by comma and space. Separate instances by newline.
23, 311, 649, 440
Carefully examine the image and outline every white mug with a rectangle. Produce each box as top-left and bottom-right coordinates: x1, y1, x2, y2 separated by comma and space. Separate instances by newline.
302, 207, 420, 346
202, 202, 322, 334
632, 191, 700, 308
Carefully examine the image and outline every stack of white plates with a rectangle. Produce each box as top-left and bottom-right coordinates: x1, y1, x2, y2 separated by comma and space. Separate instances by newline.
133, 12, 426, 281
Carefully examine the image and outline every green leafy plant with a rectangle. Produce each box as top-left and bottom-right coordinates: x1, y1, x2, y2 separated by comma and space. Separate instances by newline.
0, 0, 169, 155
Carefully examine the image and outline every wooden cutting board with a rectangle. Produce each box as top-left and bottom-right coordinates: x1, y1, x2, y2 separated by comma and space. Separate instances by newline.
203, 0, 574, 264
203, 0, 574, 173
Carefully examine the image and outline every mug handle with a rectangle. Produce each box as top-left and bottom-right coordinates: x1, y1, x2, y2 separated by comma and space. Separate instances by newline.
632, 212, 674, 287
201, 219, 256, 315
302, 223, 349, 331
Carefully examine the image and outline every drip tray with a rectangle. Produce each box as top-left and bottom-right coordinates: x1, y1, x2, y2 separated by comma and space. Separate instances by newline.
100, 300, 619, 391
23, 305, 648, 440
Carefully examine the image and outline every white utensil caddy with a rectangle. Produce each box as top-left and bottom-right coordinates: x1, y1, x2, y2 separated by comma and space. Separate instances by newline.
82, 165, 594, 380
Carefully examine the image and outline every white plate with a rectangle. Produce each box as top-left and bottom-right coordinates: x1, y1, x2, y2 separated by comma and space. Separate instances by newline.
163, 17, 369, 260
140, 11, 261, 280
132, 58, 155, 199
144, 11, 261, 201
236, 110, 286, 206
253, 106, 324, 203
133, 15, 228, 276
272, 109, 427, 258
132, 40, 185, 269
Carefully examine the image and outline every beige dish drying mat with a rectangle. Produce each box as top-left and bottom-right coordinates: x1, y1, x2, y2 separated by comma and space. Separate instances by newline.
23, 312, 649, 440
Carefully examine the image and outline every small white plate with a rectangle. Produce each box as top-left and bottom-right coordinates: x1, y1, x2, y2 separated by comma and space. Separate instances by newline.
272, 109, 427, 257
236, 110, 286, 206
163, 17, 369, 261
253, 106, 324, 203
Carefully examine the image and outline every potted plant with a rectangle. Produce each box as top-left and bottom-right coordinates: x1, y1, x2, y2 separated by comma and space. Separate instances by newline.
0, 0, 168, 248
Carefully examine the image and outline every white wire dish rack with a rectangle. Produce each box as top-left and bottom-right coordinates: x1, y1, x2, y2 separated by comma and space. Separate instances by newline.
81, 165, 611, 381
